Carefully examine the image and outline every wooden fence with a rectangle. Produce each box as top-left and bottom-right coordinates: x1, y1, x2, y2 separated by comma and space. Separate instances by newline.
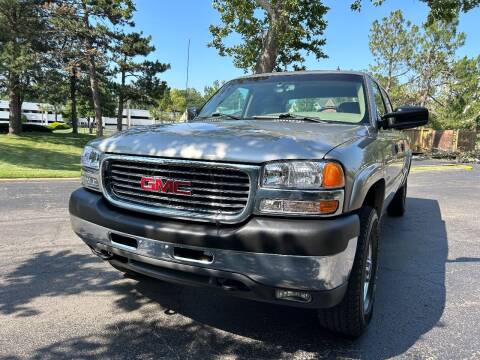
403, 129, 478, 153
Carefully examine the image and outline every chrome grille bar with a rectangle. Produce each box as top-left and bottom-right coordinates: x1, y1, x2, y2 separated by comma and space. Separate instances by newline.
110, 169, 249, 188
100, 155, 258, 223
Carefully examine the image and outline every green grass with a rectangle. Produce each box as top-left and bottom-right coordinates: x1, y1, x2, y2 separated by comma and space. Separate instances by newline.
0, 130, 95, 178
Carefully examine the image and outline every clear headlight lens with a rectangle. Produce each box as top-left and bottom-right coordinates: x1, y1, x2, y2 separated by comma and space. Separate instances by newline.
261, 161, 344, 189
81, 146, 101, 170
81, 146, 102, 191
258, 161, 345, 215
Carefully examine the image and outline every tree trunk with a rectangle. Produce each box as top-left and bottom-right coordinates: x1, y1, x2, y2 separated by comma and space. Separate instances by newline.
82, 8, 103, 137
87, 54, 103, 136
116, 70, 126, 132
8, 73, 22, 135
254, 24, 278, 74
70, 66, 78, 134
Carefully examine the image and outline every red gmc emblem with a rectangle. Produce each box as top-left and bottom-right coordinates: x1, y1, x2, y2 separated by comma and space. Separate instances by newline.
140, 176, 192, 196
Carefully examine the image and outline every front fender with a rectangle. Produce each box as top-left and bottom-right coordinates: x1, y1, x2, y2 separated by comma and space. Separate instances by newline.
348, 162, 385, 212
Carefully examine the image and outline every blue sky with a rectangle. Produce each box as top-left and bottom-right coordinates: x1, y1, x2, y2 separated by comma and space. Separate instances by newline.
132, 0, 480, 91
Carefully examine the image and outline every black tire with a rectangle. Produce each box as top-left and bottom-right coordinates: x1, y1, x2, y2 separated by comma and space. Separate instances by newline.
317, 206, 379, 338
387, 181, 407, 217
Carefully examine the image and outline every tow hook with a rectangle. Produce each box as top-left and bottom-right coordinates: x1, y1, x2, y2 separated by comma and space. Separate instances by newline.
89, 246, 114, 260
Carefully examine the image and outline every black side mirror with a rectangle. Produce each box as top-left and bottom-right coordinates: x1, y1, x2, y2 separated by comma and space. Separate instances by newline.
187, 107, 198, 120
381, 106, 429, 130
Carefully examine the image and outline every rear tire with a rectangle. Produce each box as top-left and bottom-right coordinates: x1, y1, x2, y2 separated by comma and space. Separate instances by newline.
387, 182, 407, 217
317, 206, 379, 338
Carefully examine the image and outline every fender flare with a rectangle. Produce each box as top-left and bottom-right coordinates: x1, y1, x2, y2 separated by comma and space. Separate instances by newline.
348, 162, 385, 212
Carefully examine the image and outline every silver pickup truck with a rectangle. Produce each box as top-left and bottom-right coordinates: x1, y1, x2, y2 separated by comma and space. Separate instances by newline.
70, 71, 428, 337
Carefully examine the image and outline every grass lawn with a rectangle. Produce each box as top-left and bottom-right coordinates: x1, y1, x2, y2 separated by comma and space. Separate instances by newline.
0, 131, 95, 178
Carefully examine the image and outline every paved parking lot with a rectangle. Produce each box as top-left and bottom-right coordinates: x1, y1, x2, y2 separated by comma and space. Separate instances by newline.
1, 161, 479, 359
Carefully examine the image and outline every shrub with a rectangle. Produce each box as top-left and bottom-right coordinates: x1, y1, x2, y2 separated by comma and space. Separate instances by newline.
0, 123, 53, 134
47, 122, 71, 131
23, 124, 53, 132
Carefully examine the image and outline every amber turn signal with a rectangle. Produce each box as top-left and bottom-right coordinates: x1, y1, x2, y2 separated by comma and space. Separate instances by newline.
322, 162, 345, 188
319, 200, 339, 214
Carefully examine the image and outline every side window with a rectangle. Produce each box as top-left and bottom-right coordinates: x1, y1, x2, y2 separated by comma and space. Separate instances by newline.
371, 81, 386, 118
214, 88, 249, 115
380, 88, 393, 113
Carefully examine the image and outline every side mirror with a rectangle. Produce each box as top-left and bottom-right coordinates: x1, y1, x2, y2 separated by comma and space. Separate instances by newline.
381, 106, 429, 130
187, 107, 198, 120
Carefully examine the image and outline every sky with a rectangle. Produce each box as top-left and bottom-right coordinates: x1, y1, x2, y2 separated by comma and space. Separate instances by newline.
132, 0, 480, 91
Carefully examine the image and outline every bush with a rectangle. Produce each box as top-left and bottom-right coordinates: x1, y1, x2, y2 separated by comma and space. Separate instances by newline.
47, 122, 71, 131
0, 123, 53, 134
23, 124, 53, 132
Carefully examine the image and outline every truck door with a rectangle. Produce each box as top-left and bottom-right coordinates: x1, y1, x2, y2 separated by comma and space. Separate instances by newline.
380, 87, 406, 192
370, 81, 399, 202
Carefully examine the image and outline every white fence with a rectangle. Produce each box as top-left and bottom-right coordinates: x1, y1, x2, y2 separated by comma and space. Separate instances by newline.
0, 100, 63, 124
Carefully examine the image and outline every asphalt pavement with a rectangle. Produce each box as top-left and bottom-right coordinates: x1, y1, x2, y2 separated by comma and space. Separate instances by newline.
0, 160, 479, 359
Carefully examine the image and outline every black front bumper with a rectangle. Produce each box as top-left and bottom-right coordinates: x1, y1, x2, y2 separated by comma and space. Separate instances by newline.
69, 188, 359, 257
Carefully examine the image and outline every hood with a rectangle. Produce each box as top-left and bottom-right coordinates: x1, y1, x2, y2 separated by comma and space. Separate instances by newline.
90, 120, 367, 164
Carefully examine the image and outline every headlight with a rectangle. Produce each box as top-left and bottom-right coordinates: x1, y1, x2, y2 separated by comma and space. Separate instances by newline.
81, 146, 101, 170
257, 160, 345, 216
81, 146, 102, 191
261, 161, 344, 189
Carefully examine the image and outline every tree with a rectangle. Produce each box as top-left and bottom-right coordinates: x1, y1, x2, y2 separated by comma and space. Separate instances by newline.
47, 0, 135, 136
111, 31, 169, 131
369, 10, 418, 93
352, 0, 480, 22
203, 80, 225, 101
368, 11, 478, 129
436, 56, 480, 129
209, 0, 328, 73
410, 19, 465, 107
0, 0, 50, 134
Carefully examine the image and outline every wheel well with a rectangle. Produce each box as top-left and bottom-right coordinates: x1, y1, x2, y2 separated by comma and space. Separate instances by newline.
363, 179, 385, 216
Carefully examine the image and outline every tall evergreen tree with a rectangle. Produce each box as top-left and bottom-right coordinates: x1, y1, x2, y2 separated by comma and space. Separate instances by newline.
47, 0, 135, 136
111, 31, 169, 131
0, 0, 50, 134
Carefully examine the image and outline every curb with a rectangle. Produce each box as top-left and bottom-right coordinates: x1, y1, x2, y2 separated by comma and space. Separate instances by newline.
411, 164, 473, 172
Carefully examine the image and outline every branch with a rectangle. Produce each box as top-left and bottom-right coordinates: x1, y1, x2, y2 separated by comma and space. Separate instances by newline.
255, 0, 274, 16
428, 94, 445, 108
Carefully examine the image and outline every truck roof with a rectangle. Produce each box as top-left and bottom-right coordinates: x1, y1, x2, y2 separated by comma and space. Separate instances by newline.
234, 70, 368, 80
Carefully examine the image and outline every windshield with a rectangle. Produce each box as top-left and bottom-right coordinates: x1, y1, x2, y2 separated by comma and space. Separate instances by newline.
198, 73, 368, 124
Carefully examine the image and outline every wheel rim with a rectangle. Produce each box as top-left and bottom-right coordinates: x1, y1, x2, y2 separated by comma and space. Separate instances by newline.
363, 240, 373, 314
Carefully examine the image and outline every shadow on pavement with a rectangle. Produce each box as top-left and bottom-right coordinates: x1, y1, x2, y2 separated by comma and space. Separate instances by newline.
0, 197, 447, 359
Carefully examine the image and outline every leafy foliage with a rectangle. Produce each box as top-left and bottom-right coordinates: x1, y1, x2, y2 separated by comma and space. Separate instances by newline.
111, 31, 169, 130
209, 0, 328, 73
369, 10, 478, 130
352, 0, 479, 22
0, 0, 52, 134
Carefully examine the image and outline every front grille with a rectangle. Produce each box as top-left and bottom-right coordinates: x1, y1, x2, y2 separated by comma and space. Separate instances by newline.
102, 157, 252, 221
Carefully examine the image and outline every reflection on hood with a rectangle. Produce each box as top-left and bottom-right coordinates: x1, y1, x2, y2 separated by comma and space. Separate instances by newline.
89, 120, 366, 164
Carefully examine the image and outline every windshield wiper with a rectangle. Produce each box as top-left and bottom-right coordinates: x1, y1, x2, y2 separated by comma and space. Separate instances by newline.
198, 112, 241, 120
252, 113, 327, 123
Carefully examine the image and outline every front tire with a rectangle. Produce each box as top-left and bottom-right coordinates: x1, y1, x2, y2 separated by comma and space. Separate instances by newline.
317, 206, 379, 338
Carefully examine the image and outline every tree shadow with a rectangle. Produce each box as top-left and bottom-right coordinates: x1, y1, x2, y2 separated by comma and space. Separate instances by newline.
1, 197, 447, 359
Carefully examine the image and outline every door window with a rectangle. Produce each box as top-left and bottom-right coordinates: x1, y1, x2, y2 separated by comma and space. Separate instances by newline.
380, 88, 393, 113
371, 81, 387, 118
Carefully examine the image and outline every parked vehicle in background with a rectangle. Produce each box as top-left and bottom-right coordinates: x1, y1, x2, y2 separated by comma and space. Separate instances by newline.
70, 71, 428, 337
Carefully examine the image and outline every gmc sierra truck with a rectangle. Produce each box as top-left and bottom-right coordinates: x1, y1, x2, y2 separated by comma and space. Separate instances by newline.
70, 71, 428, 337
